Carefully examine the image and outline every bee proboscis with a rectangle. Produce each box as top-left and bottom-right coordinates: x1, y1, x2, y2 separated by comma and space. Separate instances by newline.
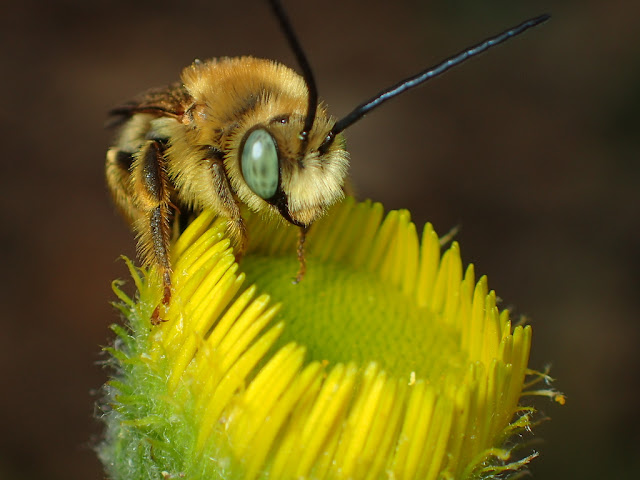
106, 0, 549, 323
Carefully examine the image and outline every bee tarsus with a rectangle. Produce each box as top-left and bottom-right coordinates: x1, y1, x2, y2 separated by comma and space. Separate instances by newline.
294, 225, 309, 284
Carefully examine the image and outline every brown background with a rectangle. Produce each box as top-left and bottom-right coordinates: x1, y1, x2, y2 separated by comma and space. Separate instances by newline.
1, 0, 638, 479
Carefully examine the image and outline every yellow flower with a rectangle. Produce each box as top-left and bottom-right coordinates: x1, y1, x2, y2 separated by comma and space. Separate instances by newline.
99, 197, 562, 480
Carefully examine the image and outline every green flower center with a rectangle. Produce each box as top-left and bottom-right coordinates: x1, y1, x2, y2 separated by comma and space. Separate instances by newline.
243, 254, 461, 380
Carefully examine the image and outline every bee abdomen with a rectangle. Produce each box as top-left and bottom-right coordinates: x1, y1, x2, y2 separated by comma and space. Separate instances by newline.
113, 149, 135, 171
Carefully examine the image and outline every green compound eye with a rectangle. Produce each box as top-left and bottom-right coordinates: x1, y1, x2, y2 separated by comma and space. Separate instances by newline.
241, 129, 279, 200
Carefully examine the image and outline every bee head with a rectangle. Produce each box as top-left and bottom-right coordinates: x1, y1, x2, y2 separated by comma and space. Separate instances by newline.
248, 0, 549, 227
232, 109, 349, 227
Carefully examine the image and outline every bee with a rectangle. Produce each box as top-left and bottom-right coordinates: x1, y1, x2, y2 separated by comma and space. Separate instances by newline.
106, 0, 549, 322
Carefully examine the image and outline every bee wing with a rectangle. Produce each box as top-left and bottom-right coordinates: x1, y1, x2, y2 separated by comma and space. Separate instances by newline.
106, 82, 192, 128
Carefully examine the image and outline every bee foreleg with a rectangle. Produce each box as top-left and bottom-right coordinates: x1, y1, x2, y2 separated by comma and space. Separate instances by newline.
131, 140, 174, 324
209, 161, 247, 258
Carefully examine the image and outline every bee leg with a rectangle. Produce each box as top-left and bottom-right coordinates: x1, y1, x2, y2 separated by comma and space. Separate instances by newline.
208, 161, 248, 258
294, 225, 310, 284
226, 216, 247, 262
130, 140, 175, 325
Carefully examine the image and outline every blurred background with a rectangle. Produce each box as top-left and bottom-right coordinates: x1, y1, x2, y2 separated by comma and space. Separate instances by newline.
1, 0, 638, 478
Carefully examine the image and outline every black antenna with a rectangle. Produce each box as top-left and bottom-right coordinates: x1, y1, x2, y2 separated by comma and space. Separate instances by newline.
329, 14, 550, 139
268, 0, 318, 142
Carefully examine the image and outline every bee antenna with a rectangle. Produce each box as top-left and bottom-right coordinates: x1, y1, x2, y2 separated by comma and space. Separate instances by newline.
268, 0, 318, 142
329, 13, 551, 137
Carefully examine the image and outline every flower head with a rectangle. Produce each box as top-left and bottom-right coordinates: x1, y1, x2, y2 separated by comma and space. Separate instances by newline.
99, 197, 561, 480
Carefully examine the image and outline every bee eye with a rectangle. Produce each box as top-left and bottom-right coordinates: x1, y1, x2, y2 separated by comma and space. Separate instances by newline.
241, 129, 279, 200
